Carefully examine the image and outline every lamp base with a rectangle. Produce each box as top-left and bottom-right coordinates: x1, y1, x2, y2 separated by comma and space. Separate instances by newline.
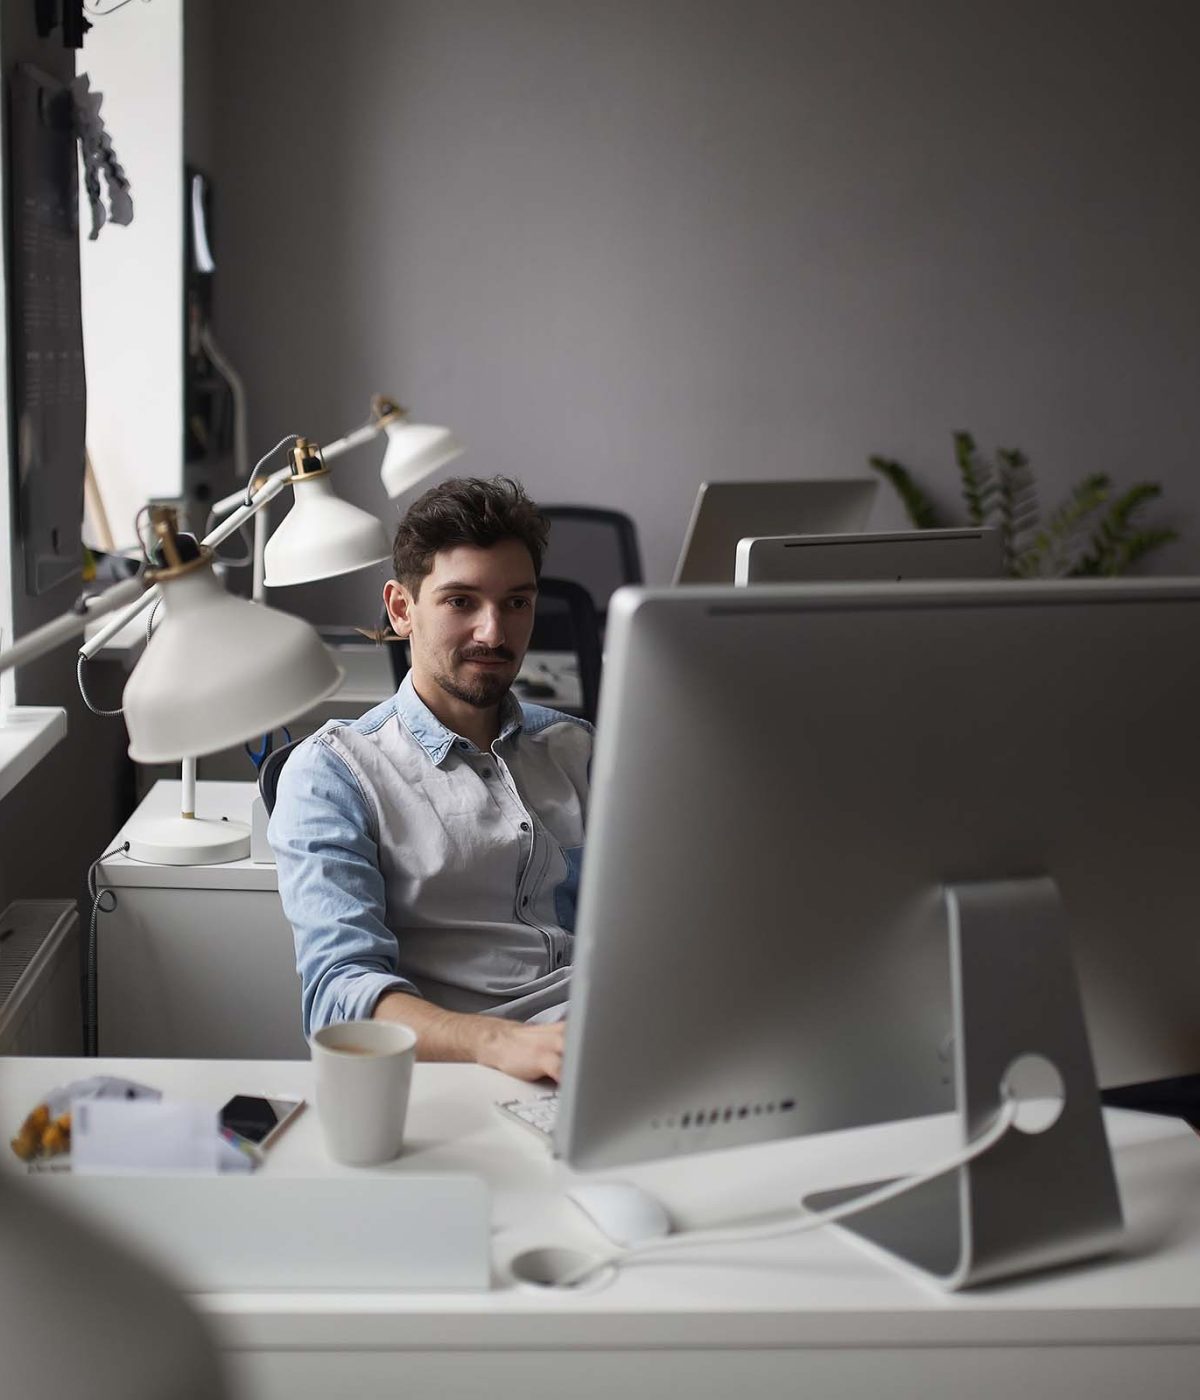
123, 814, 251, 866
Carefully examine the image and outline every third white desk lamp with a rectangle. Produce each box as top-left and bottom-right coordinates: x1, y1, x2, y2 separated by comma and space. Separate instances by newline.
373, 396, 463, 499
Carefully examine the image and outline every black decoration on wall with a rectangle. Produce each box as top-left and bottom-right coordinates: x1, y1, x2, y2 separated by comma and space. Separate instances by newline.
8, 64, 87, 595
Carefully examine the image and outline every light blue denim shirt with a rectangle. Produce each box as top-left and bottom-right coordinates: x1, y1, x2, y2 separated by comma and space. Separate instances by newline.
269, 673, 592, 1036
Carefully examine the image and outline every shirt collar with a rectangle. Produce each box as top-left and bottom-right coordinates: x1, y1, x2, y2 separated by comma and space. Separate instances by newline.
395, 672, 525, 766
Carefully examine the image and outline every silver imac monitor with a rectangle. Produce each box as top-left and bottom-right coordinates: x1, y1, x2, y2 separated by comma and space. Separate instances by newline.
735, 526, 1004, 585
558, 579, 1200, 1174
672, 479, 878, 584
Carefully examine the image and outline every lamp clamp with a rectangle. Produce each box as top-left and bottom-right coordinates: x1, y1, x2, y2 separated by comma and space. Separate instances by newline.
144, 506, 212, 583
369, 394, 408, 428
287, 437, 330, 483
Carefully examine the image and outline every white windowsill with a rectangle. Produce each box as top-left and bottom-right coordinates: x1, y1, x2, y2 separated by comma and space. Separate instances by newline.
0, 707, 68, 804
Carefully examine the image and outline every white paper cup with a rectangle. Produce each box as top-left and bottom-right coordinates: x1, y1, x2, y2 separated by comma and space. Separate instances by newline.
309, 1020, 418, 1166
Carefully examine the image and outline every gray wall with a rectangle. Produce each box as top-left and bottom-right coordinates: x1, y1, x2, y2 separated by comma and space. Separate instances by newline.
202, 0, 1200, 623
1, 2, 132, 926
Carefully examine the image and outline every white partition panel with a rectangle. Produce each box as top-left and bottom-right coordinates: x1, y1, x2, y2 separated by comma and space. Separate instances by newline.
79, 0, 183, 554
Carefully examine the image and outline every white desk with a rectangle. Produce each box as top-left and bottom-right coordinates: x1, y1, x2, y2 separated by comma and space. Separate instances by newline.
3, 1055, 1199, 1400
97, 781, 304, 1059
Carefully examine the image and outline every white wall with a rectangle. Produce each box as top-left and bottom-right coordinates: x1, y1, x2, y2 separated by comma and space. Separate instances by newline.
80, 0, 183, 552
201, 0, 1200, 623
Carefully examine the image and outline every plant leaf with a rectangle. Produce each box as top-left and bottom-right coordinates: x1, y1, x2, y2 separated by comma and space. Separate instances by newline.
1016, 473, 1109, 577
953, 431, 991, 527
1074, 482, 1170, 576
868, 455, 943, 530
993, 447, 1038, 575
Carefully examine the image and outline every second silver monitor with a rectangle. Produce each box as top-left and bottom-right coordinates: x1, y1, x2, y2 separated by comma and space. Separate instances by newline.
672, 478, 878, 584
735, 526, 1004, 585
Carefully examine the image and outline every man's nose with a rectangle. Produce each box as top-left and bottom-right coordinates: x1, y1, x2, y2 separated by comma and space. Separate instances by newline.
474, 607, 505, 646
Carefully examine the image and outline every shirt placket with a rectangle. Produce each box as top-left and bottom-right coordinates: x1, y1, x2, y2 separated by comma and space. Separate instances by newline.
491, 743, 563, 969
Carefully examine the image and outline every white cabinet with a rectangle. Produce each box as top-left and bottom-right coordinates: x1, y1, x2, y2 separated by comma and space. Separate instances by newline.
96, 780, 306, 1058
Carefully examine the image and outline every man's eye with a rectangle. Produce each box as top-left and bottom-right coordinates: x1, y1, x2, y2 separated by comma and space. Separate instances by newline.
446, 597, 469, 608
510, 597, 531, 610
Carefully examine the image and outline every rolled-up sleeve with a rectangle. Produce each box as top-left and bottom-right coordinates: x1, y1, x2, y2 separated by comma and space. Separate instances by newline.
268, 734, 419, 1036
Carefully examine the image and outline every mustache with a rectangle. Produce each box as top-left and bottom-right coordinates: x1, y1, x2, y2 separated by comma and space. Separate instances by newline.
458, 646, 516, 663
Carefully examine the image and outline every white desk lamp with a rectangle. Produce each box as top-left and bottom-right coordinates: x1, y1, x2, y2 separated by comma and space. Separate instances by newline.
211, 396, 462, 602
0, 506, 343, 864
116, 508, 345, 864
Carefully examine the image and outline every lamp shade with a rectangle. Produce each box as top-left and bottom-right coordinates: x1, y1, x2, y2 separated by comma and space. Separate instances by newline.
123, 562, 343, 762
263, 475, 391, 587
379, 419, 463, 499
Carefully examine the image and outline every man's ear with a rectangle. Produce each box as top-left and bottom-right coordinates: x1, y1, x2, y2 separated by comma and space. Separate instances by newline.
382, 579, 414, 639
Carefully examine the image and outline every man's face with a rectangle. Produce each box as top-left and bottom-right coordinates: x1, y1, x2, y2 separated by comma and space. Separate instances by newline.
384, 539, 537, 710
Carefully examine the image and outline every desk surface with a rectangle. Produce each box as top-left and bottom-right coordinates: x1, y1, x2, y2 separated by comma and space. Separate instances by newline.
3, 1056, 1200, 1354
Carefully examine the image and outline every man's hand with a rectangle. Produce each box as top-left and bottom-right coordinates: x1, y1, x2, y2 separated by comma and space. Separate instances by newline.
374, 990, 565, 1080
478, 1019, 565, 1083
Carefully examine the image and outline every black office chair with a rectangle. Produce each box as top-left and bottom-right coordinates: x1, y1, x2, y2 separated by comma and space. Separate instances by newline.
528, 576, 602, 724
258, 737, 304, 817
540, 507, 643, 635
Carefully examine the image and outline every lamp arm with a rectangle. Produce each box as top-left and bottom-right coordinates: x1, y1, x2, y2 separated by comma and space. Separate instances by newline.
322, 420, 382, 461
209, 462, 294, 520
210, 399, 398, 509
77, 583, 164, 660
0, 576, 145, 676
203, 472, 291, 546
79, 474, 295, 662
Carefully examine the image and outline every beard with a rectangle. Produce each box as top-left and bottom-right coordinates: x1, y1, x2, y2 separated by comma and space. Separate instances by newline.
434, 647, 516, 709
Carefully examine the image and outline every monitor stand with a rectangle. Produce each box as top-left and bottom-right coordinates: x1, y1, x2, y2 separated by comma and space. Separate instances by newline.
802, 876, 1124, 1289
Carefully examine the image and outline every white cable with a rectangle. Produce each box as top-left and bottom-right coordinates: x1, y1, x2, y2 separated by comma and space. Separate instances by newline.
555, 1097, 1020, 1289
76, 654, 123, 717
244, 436, 299, 507
203, 508, 253, 568
144, 596, 162, 646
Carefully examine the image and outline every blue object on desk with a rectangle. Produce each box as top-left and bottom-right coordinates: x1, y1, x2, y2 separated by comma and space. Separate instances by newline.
245, 726, 291, 772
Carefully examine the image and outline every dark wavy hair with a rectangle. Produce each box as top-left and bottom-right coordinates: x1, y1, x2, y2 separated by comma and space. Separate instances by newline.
391, 476, 549, 597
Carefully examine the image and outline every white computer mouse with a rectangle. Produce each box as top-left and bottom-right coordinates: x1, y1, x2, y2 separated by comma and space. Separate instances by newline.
564, 1180, 672, 1248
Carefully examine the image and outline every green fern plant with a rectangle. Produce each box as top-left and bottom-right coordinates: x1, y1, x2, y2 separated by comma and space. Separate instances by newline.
868, 433, 1178, 578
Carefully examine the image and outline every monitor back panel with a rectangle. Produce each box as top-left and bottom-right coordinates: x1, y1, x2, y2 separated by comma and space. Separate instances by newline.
559, 579, 1200, 1170
672, 478, 878, 584
736, 527, 1004, 584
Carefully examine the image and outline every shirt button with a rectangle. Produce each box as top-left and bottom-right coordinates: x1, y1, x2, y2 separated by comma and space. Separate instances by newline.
519, 821, 530, 832
482, 768, 493, 779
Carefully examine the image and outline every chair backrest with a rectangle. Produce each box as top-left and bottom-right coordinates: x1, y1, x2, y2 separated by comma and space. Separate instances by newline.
530, 576, 602, 724
258, 738, 305, 817
540, 507, 643, 625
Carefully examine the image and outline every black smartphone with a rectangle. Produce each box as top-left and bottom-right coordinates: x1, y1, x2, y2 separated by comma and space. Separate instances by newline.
218, 1094, 305, 1151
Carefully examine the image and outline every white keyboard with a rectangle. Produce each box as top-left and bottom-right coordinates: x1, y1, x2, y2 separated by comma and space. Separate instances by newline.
495, 1092, 560, 1143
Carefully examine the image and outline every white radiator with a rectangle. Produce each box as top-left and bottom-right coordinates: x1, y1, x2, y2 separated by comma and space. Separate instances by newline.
0, 900, 81, 1054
